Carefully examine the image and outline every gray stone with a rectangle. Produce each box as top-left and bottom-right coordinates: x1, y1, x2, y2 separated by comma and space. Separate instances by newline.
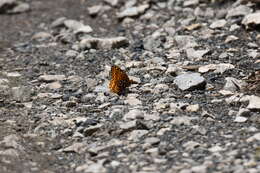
234, 116, 247, 123
83, 124, 103, 136
124, 94, 142, 106
143, 113, 160, 121
32, 32, 52, 40
128, 130, 148, 141
119, 120, 137, 130
104, 0, 118, 6
183, 0, 199, 7
224, 77, 247, 92
39, 75, 66, 82
174, 35, 198, 49
63, 142, 86, 154
6, 72, 21, 77
143, 36, 161, 51
247, 95, 260, 110
64, 19, 93, 34
209, 19, 227, 29
46, 81, 62, 89
170, 116, 197, 126
183, 141, 200, 150
145, 137, 160, 145
226, 5, 252, 18
191, 165, 207, 173
242, 12, 260, 28
230, 24, 240, 31
76, 161, 106, 173
117, 4, 149, 18
88, 5, 102, 16
225, 35, 239, 43
237, 108, 251, 117
9, 2, 29, 13
11, 86, 31, 102
174, 73, 206, 91
79, 37, 129, 50
51, 17, 67, 28
186, 48, 209, 60
124, 109, 144, 120
65, 50, 78, 58
198, 63, 234, 74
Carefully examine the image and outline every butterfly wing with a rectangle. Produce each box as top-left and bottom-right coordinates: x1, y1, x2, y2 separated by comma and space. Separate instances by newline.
109, 65, 137, 94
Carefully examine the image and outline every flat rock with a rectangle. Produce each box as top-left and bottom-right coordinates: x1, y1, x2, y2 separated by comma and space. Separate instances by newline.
128, 130, 149, 141
186, 48, 209, 60
183, 0, 199, 7
79, 37, 129, 50
242, 12, 260, 28
223, 77, 247, 92
198, 63, 234, 73
64, 19, 93, 34
234, 116, 248, 123
123, 109, 144, 120
247, 95, 260, 110
104, 0, 118, 6
117, 4, 149, 18
209, 19, 227, 29
39, 75, 66, 82
8, 2, 29, 13
124, 94, 142, 106
226, 5, 252, 18
174, 35, 198, 49
11, 86, 31, 102
174, 73, 206, 91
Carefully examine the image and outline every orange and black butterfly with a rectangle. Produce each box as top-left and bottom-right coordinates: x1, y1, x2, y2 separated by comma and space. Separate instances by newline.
109, 65, 138, 95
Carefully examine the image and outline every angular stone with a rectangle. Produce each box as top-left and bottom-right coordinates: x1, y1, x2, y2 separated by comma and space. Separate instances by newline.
174, 73, 206, 91
39, 75, 66, 82
79, 37, 129, 50
117, 4, 149, 18
242, 12, 260, 28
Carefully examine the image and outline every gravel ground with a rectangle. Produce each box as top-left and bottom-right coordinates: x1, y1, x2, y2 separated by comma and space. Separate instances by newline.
0, 0, 260, 173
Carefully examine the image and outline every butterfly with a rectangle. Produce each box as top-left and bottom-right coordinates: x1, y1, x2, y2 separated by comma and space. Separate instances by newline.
109, 65, 138, 95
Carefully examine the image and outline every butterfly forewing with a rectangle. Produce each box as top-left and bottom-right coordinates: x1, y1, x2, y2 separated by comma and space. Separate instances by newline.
109, 65, 137, 94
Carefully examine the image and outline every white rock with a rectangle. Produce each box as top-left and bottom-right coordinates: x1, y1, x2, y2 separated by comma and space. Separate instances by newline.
226, 5, 252, 18
183, 141, 200, 150
223, 77, 247, 92
128, 130, 149, 141
174, 35, 198, 49
191, 165, 207, 173
198, 63, 234, 74
225, 35, 239, 43
208, 145, 224, 152
186, 104, 200, 112
242, 12, 260, 28
247, 133, 260, 142
117, 4, 149, 18
79, 37, 129, 50
124, 109, 144, 120
124, 94, 142, 106
170, 116, 197, 125
247, 95, 260, 110
209, 19, 227, 29
39, 75, 66, 82
234, 116, 247, 123
174, 73, 206, 91
104, 0, 118, 6
186, 48, 209, 60
237, 108, 250, 117
183, 0, 199, 7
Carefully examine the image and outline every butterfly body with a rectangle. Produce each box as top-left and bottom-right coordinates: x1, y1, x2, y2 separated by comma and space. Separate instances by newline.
109, 65, 137, 95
